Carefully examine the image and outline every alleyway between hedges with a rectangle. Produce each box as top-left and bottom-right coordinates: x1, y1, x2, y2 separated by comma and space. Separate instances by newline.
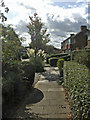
7, 64, 72, 120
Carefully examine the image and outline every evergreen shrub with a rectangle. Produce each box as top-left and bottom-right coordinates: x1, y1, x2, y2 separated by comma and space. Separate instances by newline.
57, 58, 64, 71
29, 56, 45, 72
63, 61, 89, 120
21, 61, 35, 85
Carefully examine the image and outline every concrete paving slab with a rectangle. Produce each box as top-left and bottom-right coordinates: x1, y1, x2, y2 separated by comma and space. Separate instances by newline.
46, 113, 68, 118
25, 65, 72, 119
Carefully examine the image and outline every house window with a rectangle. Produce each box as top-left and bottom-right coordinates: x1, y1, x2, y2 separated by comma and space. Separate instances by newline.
71, 38, 75, 44
68, 39, 70, 44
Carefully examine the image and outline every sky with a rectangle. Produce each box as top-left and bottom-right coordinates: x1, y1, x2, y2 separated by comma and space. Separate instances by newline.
2, 0, 89, 48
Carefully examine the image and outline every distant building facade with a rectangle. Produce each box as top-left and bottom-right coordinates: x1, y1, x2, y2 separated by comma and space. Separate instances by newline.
61, 26, 90, 53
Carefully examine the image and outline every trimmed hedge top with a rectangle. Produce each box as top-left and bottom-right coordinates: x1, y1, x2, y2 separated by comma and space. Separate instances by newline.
46, 53, 68, 64
48, 53, 68, 58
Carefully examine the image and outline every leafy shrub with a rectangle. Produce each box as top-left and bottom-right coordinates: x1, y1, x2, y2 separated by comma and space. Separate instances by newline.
49, 57, 59, 67
2, 76, 15, 101
29, 56, 45, 72
72, 49, 90, 69
21, 61, 35, 85
63, 61, 89, 120
2, 61, 23, 103
2, 60, 35, 105
35, 56, 45, 72
57, 58, 64, 81
57, 58, 64, 71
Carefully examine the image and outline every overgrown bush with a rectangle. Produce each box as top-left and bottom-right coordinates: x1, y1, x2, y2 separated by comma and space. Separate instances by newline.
2, 61, 23, 103
63, 61, 89, 120
2, 60, 35, 104
72, 49, 90, 69
2, 25, 36, 117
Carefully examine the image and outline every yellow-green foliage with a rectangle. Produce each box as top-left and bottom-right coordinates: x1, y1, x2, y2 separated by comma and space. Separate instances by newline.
57, 58, 64, 71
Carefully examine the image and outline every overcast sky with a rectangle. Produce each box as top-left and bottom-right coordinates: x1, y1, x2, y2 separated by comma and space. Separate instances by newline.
3, 0, 89, 48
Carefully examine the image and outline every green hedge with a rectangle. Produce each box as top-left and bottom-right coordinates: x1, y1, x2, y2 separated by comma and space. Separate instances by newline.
46, 53, 68, 64
63, 61, 89, 120
49, 53, 68, 57
49, 57, 59, 67
62, 55, 71, 61
72, 49, 90, 69
49, 55, 70, 67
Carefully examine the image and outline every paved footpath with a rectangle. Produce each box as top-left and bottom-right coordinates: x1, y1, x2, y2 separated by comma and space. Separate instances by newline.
8, 64, 72, 120
25, 65, 72, 120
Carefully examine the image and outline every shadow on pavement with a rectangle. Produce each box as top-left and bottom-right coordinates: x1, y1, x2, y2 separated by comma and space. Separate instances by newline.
2, 88, 44, 119
41, 71, 59, 82
26, 88, 44, 104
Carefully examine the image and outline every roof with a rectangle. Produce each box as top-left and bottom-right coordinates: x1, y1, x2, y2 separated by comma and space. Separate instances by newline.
71, 29, 90, 39
62, 28, 90, 44
63, 36, 71, 42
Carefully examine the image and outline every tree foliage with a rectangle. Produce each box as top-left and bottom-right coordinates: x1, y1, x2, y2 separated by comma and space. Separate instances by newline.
2, 24, 23, 63
0, 0, 9, 22
27, 13, 50, 52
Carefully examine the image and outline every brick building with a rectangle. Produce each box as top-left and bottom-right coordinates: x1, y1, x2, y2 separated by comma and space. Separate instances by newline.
61, 26, 90, 53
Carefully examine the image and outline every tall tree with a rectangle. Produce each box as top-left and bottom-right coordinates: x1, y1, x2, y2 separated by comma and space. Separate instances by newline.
27, 13, 50, 52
